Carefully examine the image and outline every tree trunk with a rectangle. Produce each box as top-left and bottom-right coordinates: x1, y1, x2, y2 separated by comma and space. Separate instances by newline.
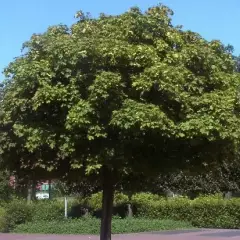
49, 179, 52, 200
100, 166, 114, 240
127, 204, 133, 218
31, 180, 37, 201
27, 181, 32, 204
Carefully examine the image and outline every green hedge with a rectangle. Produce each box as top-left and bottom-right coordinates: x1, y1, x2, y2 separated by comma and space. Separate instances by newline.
1, 193, 240, 232
131, 193, 240, 229
191, 196, 240, 228
131, 193, 191, 220
87, 192, 129, 210
2, 199, 33, 232
0, 198, 81, 232
32, 200, 65, 222
32, 198, 84, 222
0, 207, 7, 232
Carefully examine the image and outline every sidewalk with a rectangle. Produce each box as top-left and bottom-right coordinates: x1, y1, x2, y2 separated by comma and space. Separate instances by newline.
1, 229, 240, 240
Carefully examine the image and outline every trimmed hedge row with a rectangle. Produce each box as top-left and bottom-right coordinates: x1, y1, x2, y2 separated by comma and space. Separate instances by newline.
0, 192, 130, 232
132, 193, 240, 229
0, 192, 240, 232
87, 192, 129, 210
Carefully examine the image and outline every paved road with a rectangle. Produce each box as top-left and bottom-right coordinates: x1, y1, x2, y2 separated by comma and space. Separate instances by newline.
1, 229, 240, 239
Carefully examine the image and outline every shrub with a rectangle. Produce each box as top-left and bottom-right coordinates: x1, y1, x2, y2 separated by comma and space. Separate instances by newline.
132, 194, 191, 220
0, 207, 7, 232
32, 198, 87, 221
4, 192, 240, 232
87, 192, 102, 210
68, 204, 92, 218
3, 198, 33, 231
86, 192, 130, 219
132, 192, 163, 204
165, 197, 192, 221
0, 171, 14, 202
32, 200, 65, 222
190, 196, 240, 228
87, 192, 129, 210
113, 192, 129, 205
131, 192, 240, 229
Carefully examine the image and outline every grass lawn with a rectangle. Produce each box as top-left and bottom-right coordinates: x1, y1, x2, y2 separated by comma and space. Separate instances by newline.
13, 218, 193, 235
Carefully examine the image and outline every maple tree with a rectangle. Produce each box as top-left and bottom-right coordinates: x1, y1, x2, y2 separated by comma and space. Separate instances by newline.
1, 4, 240, 240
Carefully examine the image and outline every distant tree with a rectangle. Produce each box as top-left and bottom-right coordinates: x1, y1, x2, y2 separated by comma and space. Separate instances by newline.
0, 170, 13, 200
235, 56, 240, 73
120, 141, 240, 196
1, 4, 240, 240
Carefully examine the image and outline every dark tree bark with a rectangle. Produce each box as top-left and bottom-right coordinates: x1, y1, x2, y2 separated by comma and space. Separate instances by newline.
127, 204, 133, 218
49, 179, 52, 200
100, 166, 114, 240
31, 179, 37, 201
27, 180, 32, 204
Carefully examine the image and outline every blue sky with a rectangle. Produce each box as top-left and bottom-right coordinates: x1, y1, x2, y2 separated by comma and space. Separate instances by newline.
1, 0, 239, 80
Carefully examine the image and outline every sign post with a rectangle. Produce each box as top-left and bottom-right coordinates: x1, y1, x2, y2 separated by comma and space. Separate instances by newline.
64, 197, 68, 218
